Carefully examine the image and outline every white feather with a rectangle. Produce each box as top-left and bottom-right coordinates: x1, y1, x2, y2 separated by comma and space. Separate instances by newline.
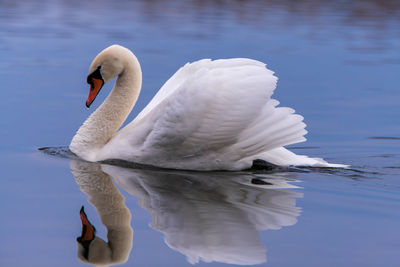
71, 45, 347, 170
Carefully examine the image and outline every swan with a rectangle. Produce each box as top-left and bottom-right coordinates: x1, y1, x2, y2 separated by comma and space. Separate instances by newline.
70, 45, 345, 170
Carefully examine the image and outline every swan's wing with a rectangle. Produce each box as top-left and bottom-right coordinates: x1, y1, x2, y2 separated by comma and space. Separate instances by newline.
134, 59, 214, 122
101, 58, 307, 169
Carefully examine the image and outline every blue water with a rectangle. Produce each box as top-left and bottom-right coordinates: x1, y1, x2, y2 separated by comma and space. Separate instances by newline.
1, 1, 400, 266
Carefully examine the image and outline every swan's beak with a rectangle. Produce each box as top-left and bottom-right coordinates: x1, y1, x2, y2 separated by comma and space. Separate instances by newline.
86, 77, 104, 108
77, 206, 96, 243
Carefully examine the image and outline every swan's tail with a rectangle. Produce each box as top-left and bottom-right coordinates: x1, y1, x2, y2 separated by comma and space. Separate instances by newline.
251, 147, 349, 168
230, 99, 306, 157
230, 99, 348, 168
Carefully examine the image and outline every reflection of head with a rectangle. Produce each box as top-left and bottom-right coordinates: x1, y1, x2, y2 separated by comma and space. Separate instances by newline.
70, 160, 133, 266
103, 165, 302, 265
77, 206, 97, 262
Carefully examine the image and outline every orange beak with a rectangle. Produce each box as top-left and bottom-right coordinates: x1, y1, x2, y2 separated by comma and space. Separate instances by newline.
86, 77, 104, 108
78, 206, 96, 242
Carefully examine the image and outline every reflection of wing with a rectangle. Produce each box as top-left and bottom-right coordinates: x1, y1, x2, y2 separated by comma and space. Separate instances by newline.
70, 160, 133, 266
103, 164, 302, 265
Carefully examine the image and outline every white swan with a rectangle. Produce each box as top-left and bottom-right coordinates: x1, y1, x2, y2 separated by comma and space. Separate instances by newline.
70, 45, 345, 170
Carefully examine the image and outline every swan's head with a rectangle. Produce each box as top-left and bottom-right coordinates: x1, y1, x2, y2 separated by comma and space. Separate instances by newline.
86, 45, 135, 108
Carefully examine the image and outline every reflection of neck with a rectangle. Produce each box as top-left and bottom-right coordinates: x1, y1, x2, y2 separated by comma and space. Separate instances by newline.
70, 55, 142, 161
70, 160, 133, 266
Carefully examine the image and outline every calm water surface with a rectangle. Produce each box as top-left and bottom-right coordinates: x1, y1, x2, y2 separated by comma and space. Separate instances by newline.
1, 1, 400, 266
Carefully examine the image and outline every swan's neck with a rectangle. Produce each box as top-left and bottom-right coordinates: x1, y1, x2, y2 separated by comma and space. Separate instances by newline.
70, 58, 142, 161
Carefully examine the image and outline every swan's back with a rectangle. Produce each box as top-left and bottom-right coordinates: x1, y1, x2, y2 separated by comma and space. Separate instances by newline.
98, 58, 308, 170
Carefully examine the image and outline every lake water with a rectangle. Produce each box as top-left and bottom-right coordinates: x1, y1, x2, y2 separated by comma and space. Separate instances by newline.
1, 1, 400, 266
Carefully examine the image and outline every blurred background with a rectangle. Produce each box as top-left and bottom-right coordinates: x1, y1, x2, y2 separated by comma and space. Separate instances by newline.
0, 1, 399, 266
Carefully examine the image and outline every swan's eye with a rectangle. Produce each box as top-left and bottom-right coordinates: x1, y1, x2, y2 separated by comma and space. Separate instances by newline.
87, 65, 103, 85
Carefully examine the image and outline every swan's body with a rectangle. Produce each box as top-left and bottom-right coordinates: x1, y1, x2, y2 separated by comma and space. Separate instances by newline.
70, 45, 345, 170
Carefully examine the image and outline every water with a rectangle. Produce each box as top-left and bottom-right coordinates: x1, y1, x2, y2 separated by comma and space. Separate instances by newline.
1, 1, 399, 266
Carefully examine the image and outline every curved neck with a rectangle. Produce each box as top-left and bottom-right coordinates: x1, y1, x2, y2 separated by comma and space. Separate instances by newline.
70, 56, 142, 161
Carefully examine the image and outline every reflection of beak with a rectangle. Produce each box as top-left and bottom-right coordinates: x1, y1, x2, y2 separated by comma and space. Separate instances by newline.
86, 78, 104, 108
77, 206, 96, 243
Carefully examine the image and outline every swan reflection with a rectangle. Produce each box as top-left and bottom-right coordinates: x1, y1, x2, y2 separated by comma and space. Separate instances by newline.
70, 160, 133, 266
71, 160, 303, 265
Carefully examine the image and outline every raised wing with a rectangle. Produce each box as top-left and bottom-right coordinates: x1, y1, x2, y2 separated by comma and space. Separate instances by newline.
100, 58, 307, 169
